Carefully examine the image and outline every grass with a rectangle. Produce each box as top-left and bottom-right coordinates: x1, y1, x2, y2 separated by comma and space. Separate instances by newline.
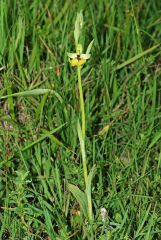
0, 0, 161, 239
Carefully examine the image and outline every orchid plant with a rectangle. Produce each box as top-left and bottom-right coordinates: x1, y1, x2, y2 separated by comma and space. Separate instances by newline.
67, 11, 96, 237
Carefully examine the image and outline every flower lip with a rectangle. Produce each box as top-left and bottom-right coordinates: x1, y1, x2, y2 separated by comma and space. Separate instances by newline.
67, 51, 91, 67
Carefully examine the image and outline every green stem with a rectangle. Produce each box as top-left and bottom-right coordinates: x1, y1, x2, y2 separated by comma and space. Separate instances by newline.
77, 66, 88, 186
77, 66, 85, 140
87, 193, 93, 222
77, 66, 93, 223
77, 121, 88, 186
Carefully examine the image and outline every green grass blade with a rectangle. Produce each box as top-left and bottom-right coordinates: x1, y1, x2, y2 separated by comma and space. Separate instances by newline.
22, 123, 66, 151
135, 204, 151, 238
4, 74, 15, 120
115, 44, 160, 70
149, 131, 161, 148
0, 89, 54, 99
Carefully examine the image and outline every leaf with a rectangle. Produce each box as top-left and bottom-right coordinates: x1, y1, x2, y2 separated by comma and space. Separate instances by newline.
115, 44, 160, 71
74, 11, 83, 46
43, 207, 57, 238
85, 165, 97, 221
0, 89, 54, 99
22, 123, 66, 151
77, 44, 83, 54
4, 75, 15, 120
149, 131, 161, 148
86, 39, 94, 55
35, 92, 49, 122
86, 165, 97, 198
134, 204, 151, 238
67, 183, 88, 218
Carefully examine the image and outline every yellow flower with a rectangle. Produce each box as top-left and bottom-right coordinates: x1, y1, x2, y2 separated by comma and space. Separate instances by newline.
67, 52, 91, 67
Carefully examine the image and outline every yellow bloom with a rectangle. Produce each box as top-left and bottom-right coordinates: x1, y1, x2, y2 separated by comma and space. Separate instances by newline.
67, 53, 90, 67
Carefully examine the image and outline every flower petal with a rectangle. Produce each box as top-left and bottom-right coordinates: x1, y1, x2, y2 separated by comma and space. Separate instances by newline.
86, 39, 94, 55
67, 53, 77, 59
81, 53, 91, 60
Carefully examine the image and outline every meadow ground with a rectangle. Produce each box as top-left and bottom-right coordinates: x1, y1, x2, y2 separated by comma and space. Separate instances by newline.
0, 1, 161, 239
